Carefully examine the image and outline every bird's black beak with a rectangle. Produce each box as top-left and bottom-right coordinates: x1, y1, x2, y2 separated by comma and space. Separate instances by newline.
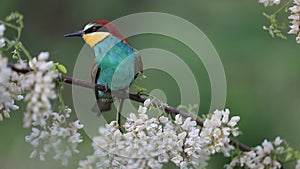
64, 30, 84, 37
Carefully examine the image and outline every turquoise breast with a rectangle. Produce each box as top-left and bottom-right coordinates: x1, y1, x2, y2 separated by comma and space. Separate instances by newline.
93, 35, 136, 97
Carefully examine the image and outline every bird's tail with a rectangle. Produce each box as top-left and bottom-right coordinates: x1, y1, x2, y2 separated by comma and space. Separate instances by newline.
91, 97, 113, 115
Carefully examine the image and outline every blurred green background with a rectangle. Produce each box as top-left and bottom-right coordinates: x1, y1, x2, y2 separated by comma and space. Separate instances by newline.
1, 0, 300, 168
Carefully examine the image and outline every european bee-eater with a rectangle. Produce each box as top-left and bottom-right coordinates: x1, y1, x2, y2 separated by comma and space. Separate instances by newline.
64, 20, 143, 114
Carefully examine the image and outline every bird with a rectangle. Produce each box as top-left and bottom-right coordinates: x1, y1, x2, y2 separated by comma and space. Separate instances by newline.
64, 20, 143, 115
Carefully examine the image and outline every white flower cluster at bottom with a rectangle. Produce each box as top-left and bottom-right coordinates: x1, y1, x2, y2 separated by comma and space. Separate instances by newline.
226, 137, 283, 169
79, 100, 240, 169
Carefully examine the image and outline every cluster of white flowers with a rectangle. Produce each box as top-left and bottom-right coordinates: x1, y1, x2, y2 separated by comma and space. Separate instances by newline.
0, 22, 84, 164
200, 109, 239, 156
0, 24, 24, 120
226, 137, 284, 169
0, 54, 24, 121
15, 52, 85, 165
22, 52, 58, 127
288, 0, 300, 43
258, 0, 281, 7
25, 107, 84, 166
79, 100, 240, 169
0, 24, 5, 48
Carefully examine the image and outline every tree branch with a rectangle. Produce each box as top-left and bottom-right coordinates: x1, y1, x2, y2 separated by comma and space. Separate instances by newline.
6, 63, 257, 154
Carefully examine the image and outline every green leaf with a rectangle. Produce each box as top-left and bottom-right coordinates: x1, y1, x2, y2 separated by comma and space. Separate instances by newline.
57, 64, 67, 74
5, 12, 23, 26
295, 151, 300, 159
285, 152, 294, 162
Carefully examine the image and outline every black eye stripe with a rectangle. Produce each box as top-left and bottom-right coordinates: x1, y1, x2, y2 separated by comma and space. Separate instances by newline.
84, 25, 109, 34
84, 26, 100, 34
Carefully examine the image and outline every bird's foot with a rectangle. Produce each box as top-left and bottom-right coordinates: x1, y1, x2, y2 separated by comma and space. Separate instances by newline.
103, 84, 109, 93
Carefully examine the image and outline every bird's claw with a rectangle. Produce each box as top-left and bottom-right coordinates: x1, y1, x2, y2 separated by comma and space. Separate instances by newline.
103, 84, 109, 93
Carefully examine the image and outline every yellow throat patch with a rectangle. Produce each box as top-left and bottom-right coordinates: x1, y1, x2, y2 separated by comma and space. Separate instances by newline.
82, 32, 110, 47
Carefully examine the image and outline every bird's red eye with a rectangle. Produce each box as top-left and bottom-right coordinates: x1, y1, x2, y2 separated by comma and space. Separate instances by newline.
85, 25, 101, 34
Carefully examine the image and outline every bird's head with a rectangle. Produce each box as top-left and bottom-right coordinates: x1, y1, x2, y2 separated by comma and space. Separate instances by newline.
64, 20, 130, 47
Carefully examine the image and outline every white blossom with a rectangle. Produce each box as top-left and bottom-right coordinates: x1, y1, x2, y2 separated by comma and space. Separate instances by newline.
262, 139, 274, 154
0, 24, 5, 37
226, 137, 284, 169
23, 52, 57, 128
0, 55, 24, 121
288, 0, 300, 43
79, 100, 239, 169
144, 98, 151, 107
25, 108, 83, 166
296, 160, 300, 169
0, 21, 83, 166
227, 116, 240, 127
258, 0, 281, 7
0, 38, 5, 48
199, 109, 240, 155
14, 52, 84, 165
138, 105, 147, 114
0, 24, 5, 48
38, 52, 49, 61
174, 114, 183, 125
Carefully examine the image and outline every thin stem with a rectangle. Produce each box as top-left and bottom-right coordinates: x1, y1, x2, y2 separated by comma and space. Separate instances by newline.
19, 42, 32, 60
273, 0, 293, 16
0, 19, 31, 60
0, 20, 22, 40
0, 20, 19, 30
2, 38, 15, 52
57, 79, 66, 113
